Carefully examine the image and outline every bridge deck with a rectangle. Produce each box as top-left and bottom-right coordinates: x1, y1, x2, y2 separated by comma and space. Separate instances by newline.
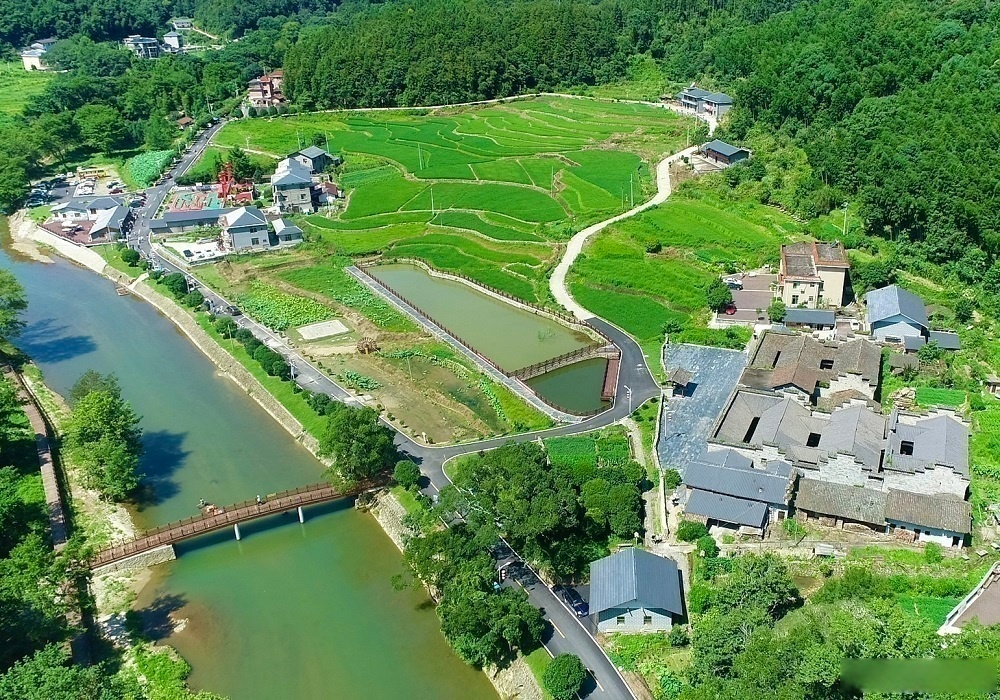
90, 476, 388, 569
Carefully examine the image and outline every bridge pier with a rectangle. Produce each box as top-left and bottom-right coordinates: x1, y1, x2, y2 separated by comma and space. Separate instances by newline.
234, 523, 241, 541
298, 506, 304, 523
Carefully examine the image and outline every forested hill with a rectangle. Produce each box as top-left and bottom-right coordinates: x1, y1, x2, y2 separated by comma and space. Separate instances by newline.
0, 0, 340, 50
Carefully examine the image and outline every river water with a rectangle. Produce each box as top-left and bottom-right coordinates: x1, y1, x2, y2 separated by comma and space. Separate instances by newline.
0, 242, 494, 699
371, 263, 607, 412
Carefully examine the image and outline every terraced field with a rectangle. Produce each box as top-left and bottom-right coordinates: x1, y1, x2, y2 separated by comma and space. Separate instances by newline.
212, 95, 690, 302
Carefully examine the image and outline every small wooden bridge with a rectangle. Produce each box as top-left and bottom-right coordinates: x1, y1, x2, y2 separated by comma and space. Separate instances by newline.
89, 476, 389, 570
511, 344, 620, 381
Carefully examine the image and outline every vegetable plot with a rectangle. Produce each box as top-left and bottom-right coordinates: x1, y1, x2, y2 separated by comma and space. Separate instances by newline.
236, 282, 333, 330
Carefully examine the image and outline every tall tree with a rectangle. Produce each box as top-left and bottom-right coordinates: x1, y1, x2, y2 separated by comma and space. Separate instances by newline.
319, 405, 397, 479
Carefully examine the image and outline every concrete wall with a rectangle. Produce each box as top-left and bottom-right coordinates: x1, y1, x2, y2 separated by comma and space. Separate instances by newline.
886, 520, 963, 547
873, 319, 923, 341
883, 466, 968, 498
782, 279, 821, 308
92, 544, 176, 575
597, 607, 673, 633
817, 267, 846, 308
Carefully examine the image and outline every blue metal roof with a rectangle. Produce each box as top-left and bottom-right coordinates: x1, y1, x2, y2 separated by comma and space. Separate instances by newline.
589, 549, 682, 615
685, 489, 768, 528
865, 285, 927, 328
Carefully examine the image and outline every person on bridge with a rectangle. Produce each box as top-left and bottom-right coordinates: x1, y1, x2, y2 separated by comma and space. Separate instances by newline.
256, 494, 263, 505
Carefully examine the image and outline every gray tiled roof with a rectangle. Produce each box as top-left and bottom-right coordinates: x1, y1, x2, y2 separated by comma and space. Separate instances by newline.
887, 414, 969, 476
885, 490, 971, 533
685, 489, 768, 528
297, 145, 329, 159
795, 479, 887, 525
678, 86, 713, 99
160, 208, 233, 224
819, 405, 886, 470
783, 308, 836, 325
222, 206, 266, 228
929, 331, 961, 350
685, 450, 792, 504
742, 332, 880, 397
589, 549, 682, 615
866, 285, 928, 328
702, 140, 746, 158
904, 335, 925, 352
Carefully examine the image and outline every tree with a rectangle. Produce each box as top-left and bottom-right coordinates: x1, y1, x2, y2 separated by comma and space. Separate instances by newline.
68, 370, 120, 406
74, 104, 127, 155
438, 588, 544, 667
214, 317, 238, 338
161, 272, 188, 297
226, 146, 255, 182
954, 297, 974, 323
66, 388, 143, 501
393, 460, 421, 489
767, 298, 786, 322
917, 340, 944, 364
182, 290, 205, 308
319, 405, 397, 479
143, 112, 177, 150
120, 248, 141, 267
542, 654, 587, 700
0, 157, 30, 214
0, 270, 27, 338
705, 279, 733, 312
696, 535, 719, 558
663, 468, 682, 490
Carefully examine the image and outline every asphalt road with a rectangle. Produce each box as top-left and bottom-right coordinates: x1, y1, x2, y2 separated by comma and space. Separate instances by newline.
129, 121, 654, 699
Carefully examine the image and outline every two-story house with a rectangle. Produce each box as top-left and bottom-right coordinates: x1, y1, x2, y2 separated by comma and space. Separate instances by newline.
221, 207, 270, 252
777, 241, 850, 309
271, 158, 314, 213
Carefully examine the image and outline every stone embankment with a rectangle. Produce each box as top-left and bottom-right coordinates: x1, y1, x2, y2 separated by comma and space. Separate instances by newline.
93, 544, 176, 576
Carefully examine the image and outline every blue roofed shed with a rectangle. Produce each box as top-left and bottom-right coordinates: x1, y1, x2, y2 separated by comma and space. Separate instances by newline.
865, 285, 928, 341
589, 549, 683, 633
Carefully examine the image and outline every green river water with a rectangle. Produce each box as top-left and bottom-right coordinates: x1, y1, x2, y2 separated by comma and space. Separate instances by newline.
371, 263, 608, 412
0, 242, 494, 699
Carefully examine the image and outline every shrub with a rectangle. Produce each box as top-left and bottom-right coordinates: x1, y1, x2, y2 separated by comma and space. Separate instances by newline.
148, 269, 164, 281
970, 393, 986, 411
696, 535, 719, 558
161, 272, 188, 297
182, 290, 204, 308
924, 542, 944, 564
393, 460, 421, 489
687, 583, 713, 613
214, 317, 238, 338
542, 654, 586, 700
668, 625, 689, 647
120, 248, 141, 266
676, 521, 709, 542
663, 468, 681, 490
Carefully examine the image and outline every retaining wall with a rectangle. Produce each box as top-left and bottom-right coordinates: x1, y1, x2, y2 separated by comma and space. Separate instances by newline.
93, 544, 176, 576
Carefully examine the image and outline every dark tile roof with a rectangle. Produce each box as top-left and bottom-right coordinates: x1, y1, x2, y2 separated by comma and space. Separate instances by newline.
667, 368, 693, 385
685, 489, 768, 528
929, 331, 961, 350
866, 285, 928, 328
701, 139, 747, 158
685, 449, 793, 504
886, 413, 969, 477
783, 308, 836, 326
885, 490, 971, 533
589, 549, 682, 615
795, 479, 887, 525
742, 331, 880, 395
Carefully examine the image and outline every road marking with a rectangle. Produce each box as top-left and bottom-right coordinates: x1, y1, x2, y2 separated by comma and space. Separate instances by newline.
593, 675, 604, 692
549, 620, 565, 638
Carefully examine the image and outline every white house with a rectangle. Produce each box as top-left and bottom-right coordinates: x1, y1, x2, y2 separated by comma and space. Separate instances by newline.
865, 285, 928, 342
271, 158, 314, 213
589, 549, 684, 633
221, 207, 269, 252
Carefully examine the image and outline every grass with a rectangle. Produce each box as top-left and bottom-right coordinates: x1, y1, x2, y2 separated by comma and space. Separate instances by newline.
915, 386, 966, 408
896, 594, 962, 626
0, 62, 54, 115
523, 647, 553, 700
195, 311, 327, 437
93, 244, 141, 279
28, 205, 52, 223
971, 407, 1000, 522
390, 485, 424, 517
604, 633, 690, 698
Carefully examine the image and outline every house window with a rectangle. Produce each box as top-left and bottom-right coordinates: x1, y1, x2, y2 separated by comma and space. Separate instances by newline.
643, 615, 653, 626
792, 295, 799, 305
899, 440, 914, 456
616, 616, 626, 626
251, 238, 260, 246
806, 432, 821, 448
819, 359, 834, 370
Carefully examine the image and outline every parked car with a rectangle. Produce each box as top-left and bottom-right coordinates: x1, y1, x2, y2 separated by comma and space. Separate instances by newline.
723, 277, 743, 290
559, 587, 589, 617
182, 249, 193, 258
724, 303, 737, 315
226, 305, 242, 316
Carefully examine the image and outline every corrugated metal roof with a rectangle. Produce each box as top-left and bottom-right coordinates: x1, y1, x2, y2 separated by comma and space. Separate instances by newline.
297, 145, 329, 159
795, 479, 886, 525
685, 489, 768, 528
702, 139, 747, 158
929, 331, 961, 350
589, 549, 682, 615
865, 285, 928, 328
783, 308, 836, 325
885, 490, 970, 533
161, 208, 233, 224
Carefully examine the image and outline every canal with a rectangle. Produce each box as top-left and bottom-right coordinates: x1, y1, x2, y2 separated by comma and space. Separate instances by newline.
0, 243, 495, 699
371, 263, 608, 413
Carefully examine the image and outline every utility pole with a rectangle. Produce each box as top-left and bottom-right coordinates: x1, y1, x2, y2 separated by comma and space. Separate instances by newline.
629, 172, 634, 208
842, 202, 849, 238
297, 130, 302, 149
430, 186, 435, 216
418, 143, 423, 170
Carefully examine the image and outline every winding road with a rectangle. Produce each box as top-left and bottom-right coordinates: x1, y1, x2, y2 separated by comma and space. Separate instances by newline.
125, 105, 715, 700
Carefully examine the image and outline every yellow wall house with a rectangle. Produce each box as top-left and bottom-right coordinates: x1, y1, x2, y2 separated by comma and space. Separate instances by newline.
778, 241, 849, 308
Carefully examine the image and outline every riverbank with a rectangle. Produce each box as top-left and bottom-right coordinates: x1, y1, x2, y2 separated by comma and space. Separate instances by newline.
368, 488, 544, 700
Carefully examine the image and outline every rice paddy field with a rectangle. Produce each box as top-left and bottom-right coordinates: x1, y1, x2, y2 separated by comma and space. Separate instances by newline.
567, 185, 803, 358
0, 62, 53, 115
211, 95, 692, 303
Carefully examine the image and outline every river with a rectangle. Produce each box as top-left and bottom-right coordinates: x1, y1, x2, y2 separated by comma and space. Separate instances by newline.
0, 241, 495, 699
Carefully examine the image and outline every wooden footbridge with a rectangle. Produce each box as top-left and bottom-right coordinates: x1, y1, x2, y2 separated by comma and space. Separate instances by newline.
511, 344, 620, 382
89, 475, 389, 570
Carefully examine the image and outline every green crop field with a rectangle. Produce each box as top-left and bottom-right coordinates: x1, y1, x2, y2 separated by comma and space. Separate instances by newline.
216, 95, 692, 303
568, 189, 802, 346
915, 387, 966, 407
0, 63, 53, 115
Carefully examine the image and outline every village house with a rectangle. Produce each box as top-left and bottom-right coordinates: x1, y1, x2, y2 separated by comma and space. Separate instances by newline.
171, 17, 193, 30
271, 158, 314, 213
20, 38, 57, 70
589, 549, 684, 633
123, 35, 161, 59
292, 146, 339, 174
50, 197, 123, 222
163, 31, 183, 52
777, 241, 850, 309
248, 70, 285, 108
221, 207, 270, 252
865, 284, 962, 351
271, 218, 304, 246
149, 208, 235, 235
682, 448, 796, 537
89, 206, 131, 242
675, 85, 734, 117
699, 139, 751, 166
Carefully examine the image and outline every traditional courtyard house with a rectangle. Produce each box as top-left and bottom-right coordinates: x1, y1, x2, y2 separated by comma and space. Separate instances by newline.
777, 241, 850, 309
589, 549, 684, 633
